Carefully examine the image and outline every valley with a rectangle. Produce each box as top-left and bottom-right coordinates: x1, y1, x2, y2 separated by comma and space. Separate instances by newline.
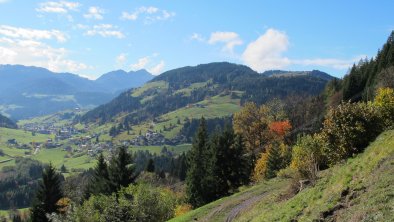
0, 2, 393, 220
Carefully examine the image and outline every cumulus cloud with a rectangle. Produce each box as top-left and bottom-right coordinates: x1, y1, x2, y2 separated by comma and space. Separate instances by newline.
148, 60, 165, 75
84, 6, 104, 20
242, 28, 290, 72
242, 28, 359, 72
130, 54, 165, 75
0, 25, 67, 43
115, 53, 127, 67
122, 6, 175, 24
0, 25, 89, 72
36, 1, 80, 13
208, 31, 243, 53
84, 24, 125, 39
130, 56, 149, 70
0, 38, 90, 72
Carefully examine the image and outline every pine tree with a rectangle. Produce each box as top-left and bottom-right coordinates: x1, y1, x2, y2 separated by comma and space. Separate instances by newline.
229, 134, 251, 187
145, 158, 155, 172
89, 153, 111, 195
186, 117, 213, 207
30, 163, 63, 222
265, 143, 282, 179
177, 153, 187, 181
108, 146, 137, 192
210, 127, 250, 198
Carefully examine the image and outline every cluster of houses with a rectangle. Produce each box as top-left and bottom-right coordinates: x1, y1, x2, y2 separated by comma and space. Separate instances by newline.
22, 123, 84, 140
123, 130, 187, 146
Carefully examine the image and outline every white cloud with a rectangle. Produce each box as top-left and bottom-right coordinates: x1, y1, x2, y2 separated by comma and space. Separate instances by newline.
84, 6, 104, 20
122, 6, 175, 24
0, 37, 90, 72
293, 57, 365, 70
116, 53, 127, 67
130, 55, 165, 75
190, 33, 205, 42
0, 0, 10, 3
148, 61, 165, 75
208, 31, 243, 53
36, 1, 81, 13
242, 28, 290, 71
84, 24, 125, 39
130, 56, 149, 70
0, 25, 67, 43
0, 25, 89, 73
242, 28, 359, 72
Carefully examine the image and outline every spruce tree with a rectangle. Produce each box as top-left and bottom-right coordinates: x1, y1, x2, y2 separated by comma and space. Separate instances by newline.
30, 163, 63, 222
108, 146, 136, 192
210, 127, 250, 198
186, 117, 212, 207
265, 143, 282, 179
177, 153, 187, 181
89, 153, 111, 195
229, 134, 251, 187
145, 158, 155, 172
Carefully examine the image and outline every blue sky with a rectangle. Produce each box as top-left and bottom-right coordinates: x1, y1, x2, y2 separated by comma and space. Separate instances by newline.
0, 0, 393, 79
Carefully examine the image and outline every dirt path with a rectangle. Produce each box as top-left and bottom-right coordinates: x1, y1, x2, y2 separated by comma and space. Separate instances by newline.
199, 190, 267, 222
225, 192, 267, 222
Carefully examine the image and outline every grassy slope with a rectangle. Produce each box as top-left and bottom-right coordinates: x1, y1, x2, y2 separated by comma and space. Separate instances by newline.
171, 130, 394, 222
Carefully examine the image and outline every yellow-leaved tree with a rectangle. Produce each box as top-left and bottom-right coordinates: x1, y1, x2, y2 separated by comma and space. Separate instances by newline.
374, 87, 394, 127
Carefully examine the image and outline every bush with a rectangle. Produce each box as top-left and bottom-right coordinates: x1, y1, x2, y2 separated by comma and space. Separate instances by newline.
174, 204, 192, 217
75, 183, 176, 222
320, 102, 382, 164
374, 87, 394, 128
290, 134, 326, 183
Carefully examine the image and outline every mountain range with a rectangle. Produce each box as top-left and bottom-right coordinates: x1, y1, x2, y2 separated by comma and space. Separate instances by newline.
80, 62, 334, 135
0, 65, 154, 120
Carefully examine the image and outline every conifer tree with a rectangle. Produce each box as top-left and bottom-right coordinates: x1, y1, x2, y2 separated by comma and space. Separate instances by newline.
177, 153, 187, 181
108, 146, 137, 192
186, 117, 213, 207
145, 158, 155, 172
89, 153, 111, 195
265, 143, 282, 179
30, 163, 63, 222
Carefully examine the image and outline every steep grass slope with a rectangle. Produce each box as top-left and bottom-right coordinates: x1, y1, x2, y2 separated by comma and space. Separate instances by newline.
170, 130, 394, 222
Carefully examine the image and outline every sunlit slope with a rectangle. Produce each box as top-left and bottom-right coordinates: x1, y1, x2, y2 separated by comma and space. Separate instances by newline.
170, 130, 394, 222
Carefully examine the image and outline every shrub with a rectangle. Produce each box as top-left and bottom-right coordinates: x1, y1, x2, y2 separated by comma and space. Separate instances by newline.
320, 102, 382, 164
174, 204, 192, 217
76, 183, 176, 222
290, 134, 326, 183
374, 87, 394, 128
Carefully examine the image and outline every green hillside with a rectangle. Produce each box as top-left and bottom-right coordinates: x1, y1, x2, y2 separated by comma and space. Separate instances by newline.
80, 63, 331, 126
171, 130, 394, 222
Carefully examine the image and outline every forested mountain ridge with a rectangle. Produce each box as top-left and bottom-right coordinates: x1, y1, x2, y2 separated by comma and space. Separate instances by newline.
0, 65, 153, 119
80, 62, 334, 125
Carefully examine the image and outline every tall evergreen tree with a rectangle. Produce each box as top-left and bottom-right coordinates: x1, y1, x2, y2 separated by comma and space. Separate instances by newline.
30, 163, 63, 222
186, 117, 213, 207
229, 134, 251, 187
265, 143, 282, 179
177, 153, 187, 181
89, 153, 111, 195
145, 158, 155, 172
109, 146, 137, 192
210, 127, 251, 198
